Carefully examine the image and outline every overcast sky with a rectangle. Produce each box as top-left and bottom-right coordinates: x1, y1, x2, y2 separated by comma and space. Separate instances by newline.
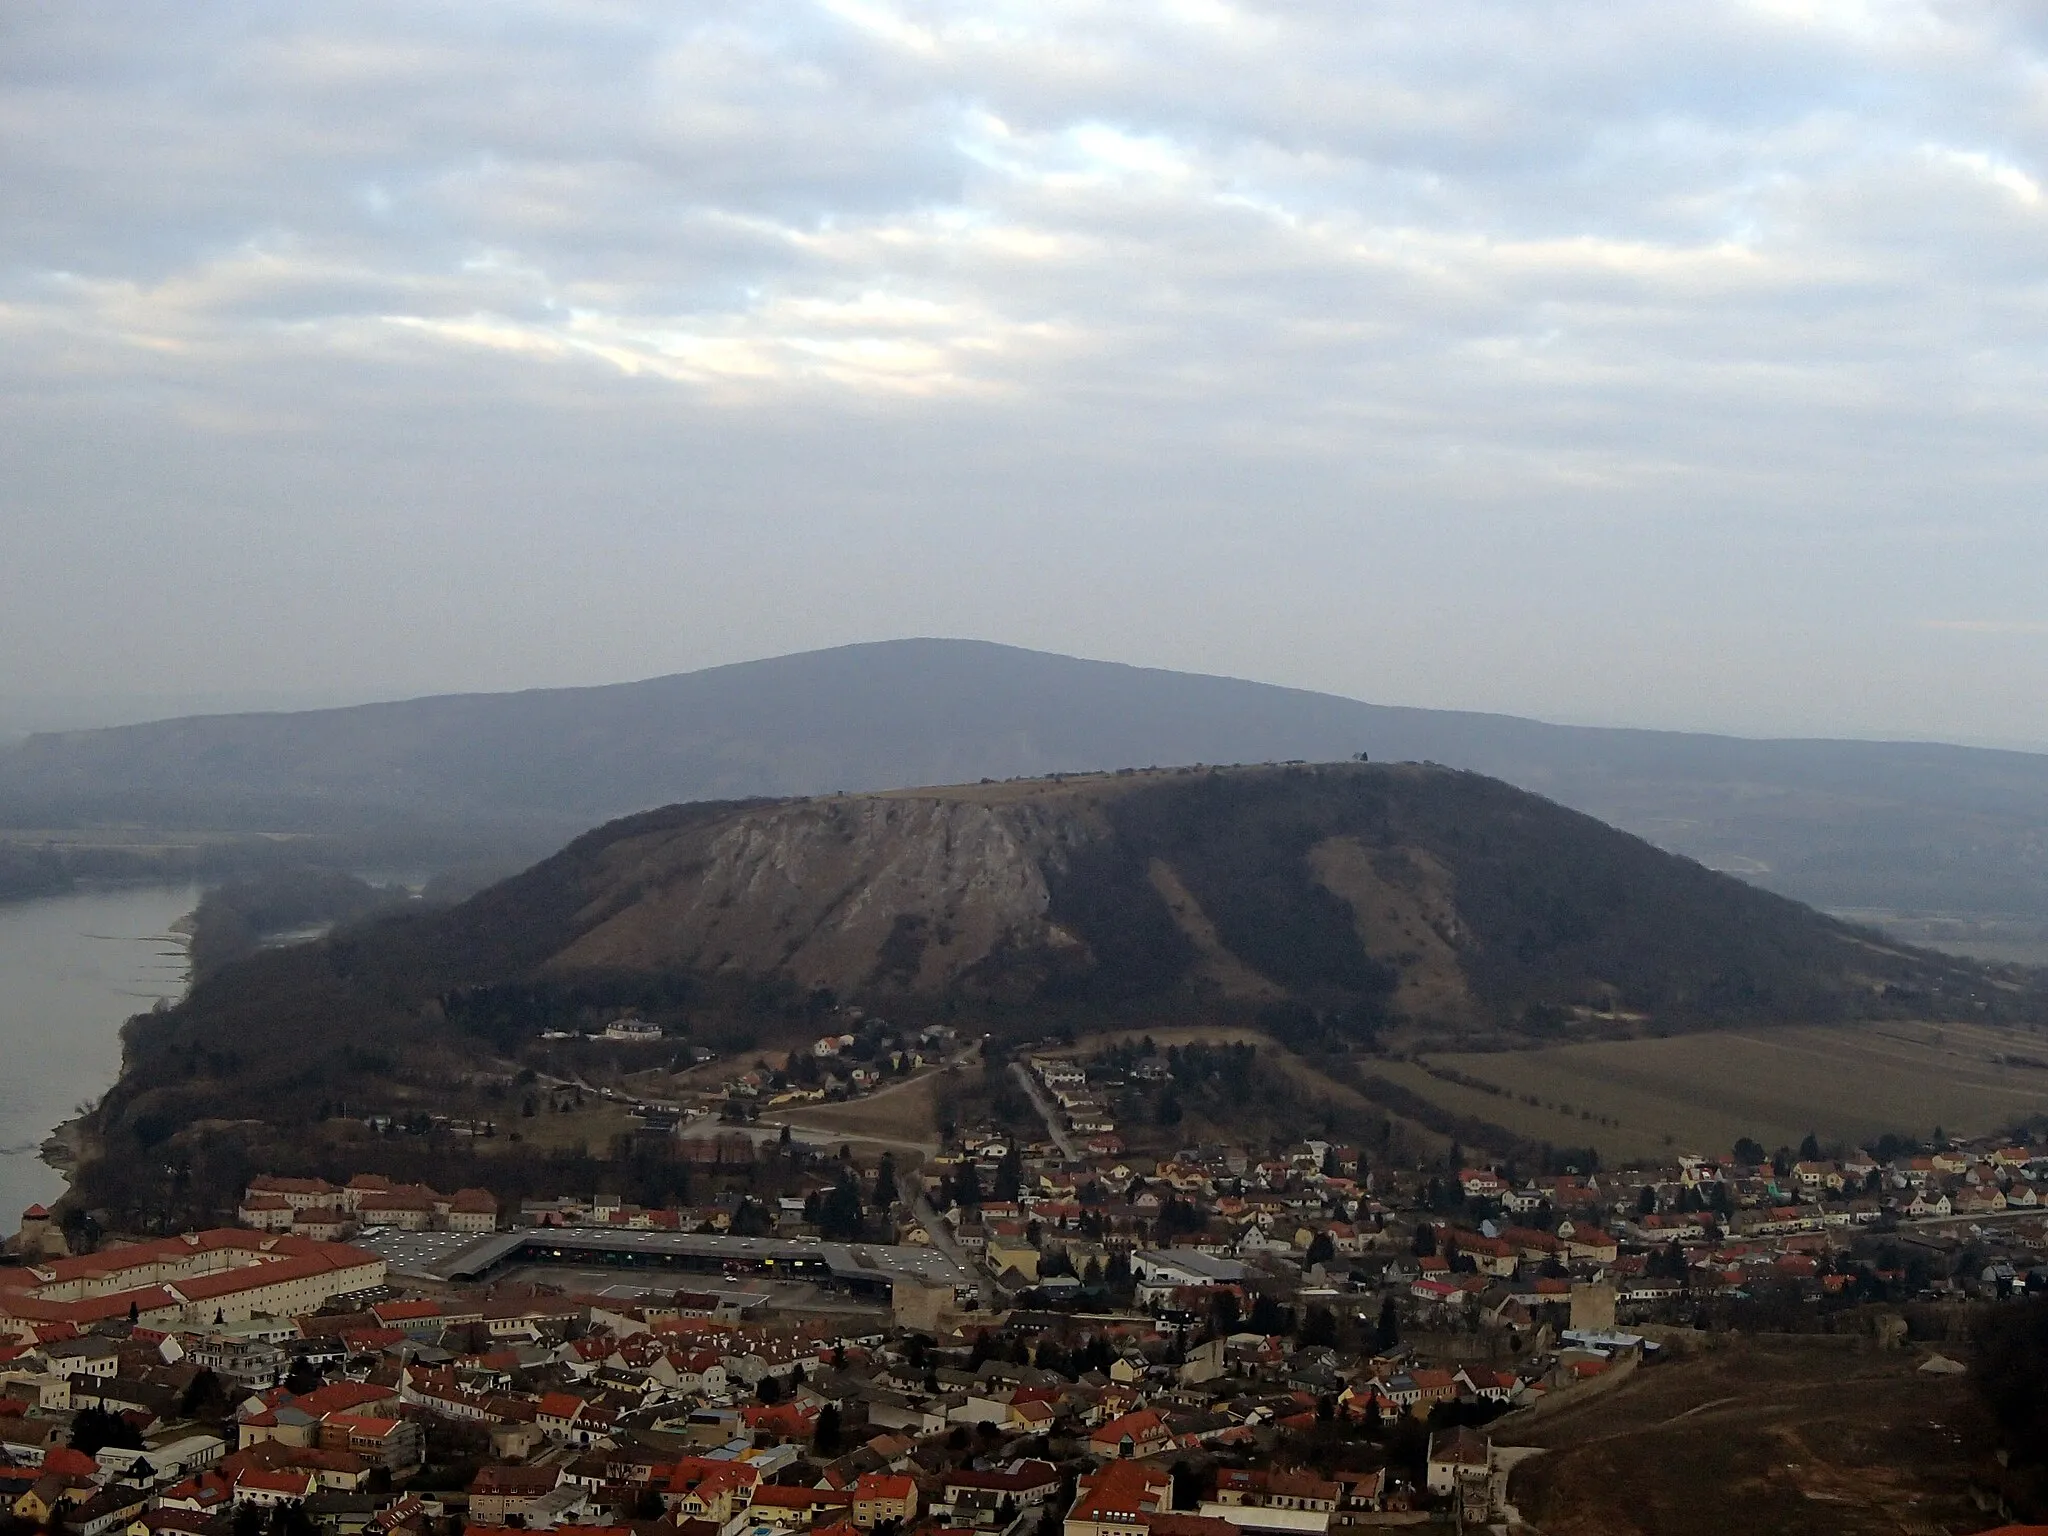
5, 2, 2048, 743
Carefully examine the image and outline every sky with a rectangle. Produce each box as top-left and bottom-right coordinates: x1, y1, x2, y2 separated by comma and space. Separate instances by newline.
5, 1, 2048, 744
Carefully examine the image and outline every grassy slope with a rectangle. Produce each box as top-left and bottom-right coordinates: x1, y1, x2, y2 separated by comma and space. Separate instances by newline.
1378, 1018, 2048, 1161
1062, 765, 2009, 1031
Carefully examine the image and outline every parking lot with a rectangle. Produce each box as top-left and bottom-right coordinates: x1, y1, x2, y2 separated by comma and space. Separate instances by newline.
357, 1227, 498, 1280
489, 1264, 890, 1316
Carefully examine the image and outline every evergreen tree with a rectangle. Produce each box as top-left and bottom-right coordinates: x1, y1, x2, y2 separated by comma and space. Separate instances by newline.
813, 1403, 842, 1454
820, 1167, 866, 1241
1209, 1289, 1241, 1334
995, 1146, 1025, 1202
954, 1160, 984, 1212
1247, 1294, 1290, 1335
70, 1406, 143, 1456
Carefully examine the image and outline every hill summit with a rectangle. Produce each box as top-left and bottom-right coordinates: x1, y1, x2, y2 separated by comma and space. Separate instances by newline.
458, 760, 1995, 1030
119, 763, 2007, 1086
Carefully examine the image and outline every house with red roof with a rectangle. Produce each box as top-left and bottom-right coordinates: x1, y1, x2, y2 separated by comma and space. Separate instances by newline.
154, 1473, 235, 1515
852, 1473, 917, 1528
740, 1400, 817, 1442
232, 1468, 319, 1508
1064, 1463, 1169, 1536
664, 1459, 760, 1522
1089, 1410, 1173, 1462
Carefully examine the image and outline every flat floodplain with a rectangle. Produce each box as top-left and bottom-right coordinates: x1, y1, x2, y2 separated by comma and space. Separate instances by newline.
1377, 1018, 2048, 1159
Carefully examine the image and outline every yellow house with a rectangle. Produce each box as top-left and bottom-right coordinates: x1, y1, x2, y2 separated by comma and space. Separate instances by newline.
13, 1475, 79, 1525
984, 1243, 1040, 1283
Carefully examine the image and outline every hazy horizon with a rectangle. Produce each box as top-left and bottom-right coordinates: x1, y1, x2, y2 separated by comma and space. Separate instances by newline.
8, 5, 2048, 743
5, 638, 2048, 758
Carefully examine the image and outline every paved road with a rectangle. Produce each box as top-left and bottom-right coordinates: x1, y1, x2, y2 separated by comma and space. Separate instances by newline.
1008, 1060, 1079, 1161
908, 1184, 997, 1312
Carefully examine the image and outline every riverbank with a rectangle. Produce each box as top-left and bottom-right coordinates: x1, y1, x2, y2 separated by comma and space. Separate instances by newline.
0, 884, 195, 1221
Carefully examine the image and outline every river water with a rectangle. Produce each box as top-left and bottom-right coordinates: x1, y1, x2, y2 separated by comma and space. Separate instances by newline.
0, 886, 194, 1222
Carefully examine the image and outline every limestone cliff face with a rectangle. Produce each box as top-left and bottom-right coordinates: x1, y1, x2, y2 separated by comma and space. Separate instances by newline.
547, 789, 1109, 993
442, 759, 1960, 1033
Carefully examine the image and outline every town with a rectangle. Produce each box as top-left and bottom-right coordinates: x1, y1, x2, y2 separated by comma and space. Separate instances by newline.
2, 1034, 2045, 1535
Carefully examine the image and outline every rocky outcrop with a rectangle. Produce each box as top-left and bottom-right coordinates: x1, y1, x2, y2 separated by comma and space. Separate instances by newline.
549, 788, 1112, 994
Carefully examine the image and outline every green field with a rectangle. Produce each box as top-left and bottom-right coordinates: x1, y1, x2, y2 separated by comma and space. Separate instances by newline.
1380, 1018, 2048, 1162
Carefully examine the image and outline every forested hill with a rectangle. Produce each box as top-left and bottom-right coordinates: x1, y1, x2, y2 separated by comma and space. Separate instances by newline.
6, 639, 2048, 919
87, 764, 2027, 1193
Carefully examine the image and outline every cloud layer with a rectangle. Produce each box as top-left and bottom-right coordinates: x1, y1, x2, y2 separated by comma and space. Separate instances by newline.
5, 1, 2048, 740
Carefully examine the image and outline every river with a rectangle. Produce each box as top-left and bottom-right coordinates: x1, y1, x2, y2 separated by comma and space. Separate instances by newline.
0, 885, 195, 1222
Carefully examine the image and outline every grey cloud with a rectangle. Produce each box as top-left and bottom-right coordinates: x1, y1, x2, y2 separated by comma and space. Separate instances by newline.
3, 0, 2048, 741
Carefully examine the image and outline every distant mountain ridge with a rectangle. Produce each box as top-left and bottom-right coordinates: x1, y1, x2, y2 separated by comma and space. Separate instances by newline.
6, 638, 2048, 918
